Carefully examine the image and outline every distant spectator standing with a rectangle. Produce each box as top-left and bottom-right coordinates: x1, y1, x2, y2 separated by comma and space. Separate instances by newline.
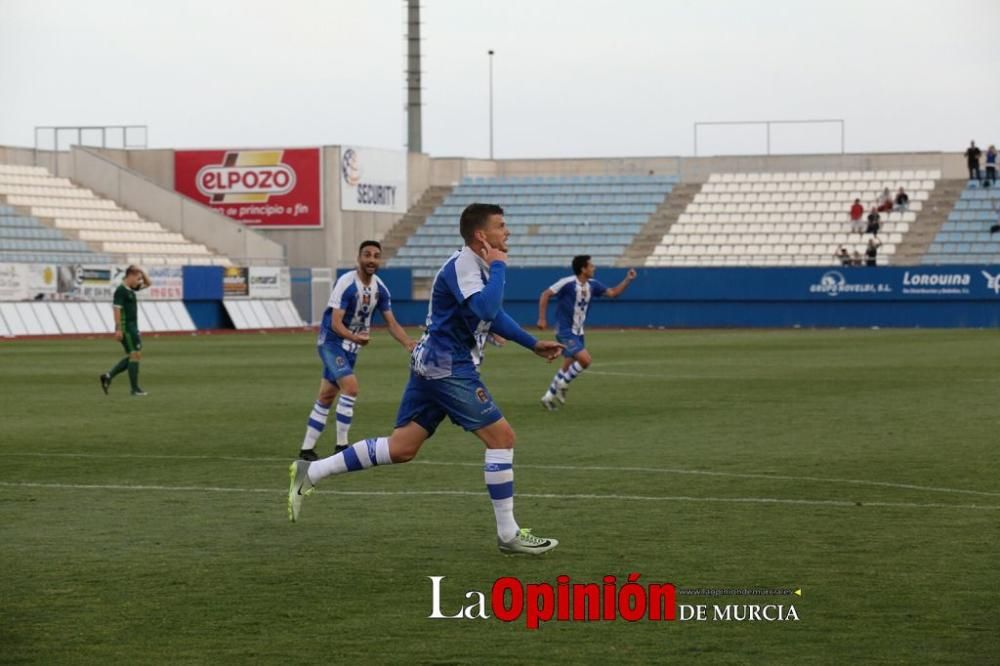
864, 237, 882, 267
894, 187, 909, 211
990, 200, 1000, 235
877, 187, 894, 213
965, 141, 982, 181
852, 250, 864, 266
835, 246, 852, 266
850, 198, 865, 233
985, 145, 997, 186
866, 207, 881, 235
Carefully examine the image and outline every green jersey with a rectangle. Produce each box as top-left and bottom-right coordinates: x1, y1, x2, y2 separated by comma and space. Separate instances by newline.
113, 284, 139, 330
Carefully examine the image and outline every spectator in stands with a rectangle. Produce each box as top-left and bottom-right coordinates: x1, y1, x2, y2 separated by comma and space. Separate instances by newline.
876, 187, 894, 213
990, 200, 1000, 234
850, 198, 865, 233
965, 141, 982, 181
985, 145, 997, 186
866, 207, 881, 235
835, 246, 851, 266
864, 237, 882, 267
852, 250, 864, 266
894, 187, 909, 211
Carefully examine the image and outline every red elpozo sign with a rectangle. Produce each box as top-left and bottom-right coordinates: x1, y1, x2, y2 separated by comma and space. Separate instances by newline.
174, 148, 322, 227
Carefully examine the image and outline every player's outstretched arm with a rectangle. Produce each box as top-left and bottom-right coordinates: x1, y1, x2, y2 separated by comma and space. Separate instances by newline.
490, 309, 536, 350
606, 268, 637, 298
491, 308, 562, 360
537, 289, 552, 329
532, 339, 564, 361
382, 310, 417, 351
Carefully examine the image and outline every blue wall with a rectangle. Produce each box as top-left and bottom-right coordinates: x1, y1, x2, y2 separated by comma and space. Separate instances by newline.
178, 265, 1000, 330
388, 266, 1000, 328
182, 266, 228, 329
183, 266, 224, 300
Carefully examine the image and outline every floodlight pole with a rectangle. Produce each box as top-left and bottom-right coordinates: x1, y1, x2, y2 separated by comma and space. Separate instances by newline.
488, 49, 495, 160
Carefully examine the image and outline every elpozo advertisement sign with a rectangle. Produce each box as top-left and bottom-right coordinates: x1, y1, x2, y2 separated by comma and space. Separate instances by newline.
340, 146, 407, 214
174, 148, 322, 228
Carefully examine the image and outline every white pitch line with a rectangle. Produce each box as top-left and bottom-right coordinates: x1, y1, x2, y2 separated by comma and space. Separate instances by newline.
584, 370, 671, 379
1, 451, 998, 498
0, 481, 997, 511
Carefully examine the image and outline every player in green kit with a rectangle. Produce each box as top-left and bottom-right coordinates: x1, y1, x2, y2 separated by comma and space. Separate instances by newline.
100, 265, 152, 396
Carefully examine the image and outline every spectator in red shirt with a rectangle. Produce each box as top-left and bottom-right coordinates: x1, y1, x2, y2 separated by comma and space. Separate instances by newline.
876, 187, 894, 213
850, 198, 865, 233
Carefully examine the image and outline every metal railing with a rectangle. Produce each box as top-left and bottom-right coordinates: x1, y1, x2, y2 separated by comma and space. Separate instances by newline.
693, 119, 845, 157
34, 125, 148, 152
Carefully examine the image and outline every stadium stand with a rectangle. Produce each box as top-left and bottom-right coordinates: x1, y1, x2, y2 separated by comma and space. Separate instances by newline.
388, 174, 678, 276
0, 202, 114, 264
923, 180, 1000, 264
645, 170, 941, 266
0, 164, 229, 266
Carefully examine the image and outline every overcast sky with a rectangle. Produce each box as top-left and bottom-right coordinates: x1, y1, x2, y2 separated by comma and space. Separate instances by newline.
1, 0, 998, 158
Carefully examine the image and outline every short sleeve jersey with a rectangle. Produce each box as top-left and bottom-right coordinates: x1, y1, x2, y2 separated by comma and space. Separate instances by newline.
318, 271, 391, 354
112, 284, 139, 329
548, 276, 608, 336
410, 246, 496, 380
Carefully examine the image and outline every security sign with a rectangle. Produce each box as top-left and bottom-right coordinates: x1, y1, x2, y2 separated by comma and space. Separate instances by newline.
175, 147, 322, 227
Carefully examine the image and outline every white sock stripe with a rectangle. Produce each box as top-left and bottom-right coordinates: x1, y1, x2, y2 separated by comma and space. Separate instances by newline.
571, 361, 584, 374
309, 409, 330, 422
491, 496, 519, 542
485, 469, 514, 485
314, 401, 331, 413
484, 449, 514, 464
374, 437, 392, 466
339, 395, 357, 405
308, 452, 347, 482
335, 405, 354, 417
351, 441, 377, 469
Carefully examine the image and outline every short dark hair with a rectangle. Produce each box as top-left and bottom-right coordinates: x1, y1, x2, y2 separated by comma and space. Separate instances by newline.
125, 265, 141, 277
459, 203, 504, 243
358, 240, 381, 255
572, 255, 592, 276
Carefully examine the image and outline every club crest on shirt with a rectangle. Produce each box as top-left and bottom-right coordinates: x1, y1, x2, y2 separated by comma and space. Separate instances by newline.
475, 387, 489, 403
335, 355, 346, 367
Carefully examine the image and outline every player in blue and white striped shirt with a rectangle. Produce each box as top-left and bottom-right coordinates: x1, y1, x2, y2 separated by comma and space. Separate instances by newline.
537, 255, 636, 410
289, 204, 565, 555
297, 241, 416, 461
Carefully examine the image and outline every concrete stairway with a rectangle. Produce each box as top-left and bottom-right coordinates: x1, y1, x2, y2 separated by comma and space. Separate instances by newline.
379, 185, 453, 261
617, 182, 701, 266
892, 179, 966, 265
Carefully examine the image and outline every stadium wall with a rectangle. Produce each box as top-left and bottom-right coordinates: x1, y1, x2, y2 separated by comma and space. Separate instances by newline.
3, 263, 998, 334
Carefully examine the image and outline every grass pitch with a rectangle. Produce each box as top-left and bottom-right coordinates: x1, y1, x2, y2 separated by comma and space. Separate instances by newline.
1, 329, 998, 664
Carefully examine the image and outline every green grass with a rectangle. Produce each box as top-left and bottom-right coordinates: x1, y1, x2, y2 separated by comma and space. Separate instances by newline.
1, 329, 998, 664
